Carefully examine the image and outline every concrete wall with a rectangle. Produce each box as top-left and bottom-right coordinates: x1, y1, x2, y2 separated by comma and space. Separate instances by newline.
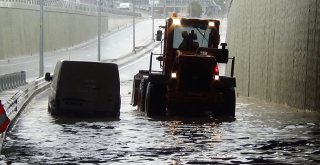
0, 6, 135, 59
227, 0, 320, 111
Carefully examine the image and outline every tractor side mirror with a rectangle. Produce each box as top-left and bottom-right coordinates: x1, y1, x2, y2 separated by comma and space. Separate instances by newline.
216, 43, 229, 63
216, 49, 229, 63
156, 30, 162, 41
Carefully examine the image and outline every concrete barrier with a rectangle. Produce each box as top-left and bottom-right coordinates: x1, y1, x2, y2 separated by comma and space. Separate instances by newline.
0, 71, 27, 92
0, 4, 141, 60
227, 0, 320, 111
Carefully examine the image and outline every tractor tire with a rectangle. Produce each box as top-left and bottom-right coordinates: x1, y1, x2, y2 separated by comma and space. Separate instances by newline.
137, 78, 148, 112
131, 73, 145, 106
222, 88, 236, 117
131, 78, 138, 106
145, 82, 166, 117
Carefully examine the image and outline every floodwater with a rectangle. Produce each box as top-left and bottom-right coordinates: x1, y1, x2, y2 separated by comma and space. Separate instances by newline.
1, 80, 320, 164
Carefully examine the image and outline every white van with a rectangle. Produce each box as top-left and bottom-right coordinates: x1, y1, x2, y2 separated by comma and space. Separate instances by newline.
45, 60, 121, 117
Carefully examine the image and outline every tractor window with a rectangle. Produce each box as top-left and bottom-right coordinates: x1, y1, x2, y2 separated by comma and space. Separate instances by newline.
173, 26, 211, 50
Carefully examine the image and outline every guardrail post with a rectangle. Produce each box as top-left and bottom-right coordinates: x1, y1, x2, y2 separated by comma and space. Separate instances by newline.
21, 71, 27, 85
0, 78, 3, 92
9, 73, 13, 89
4, 75, 9, 90
12, 73, 17, 88
0, 71, 27, 92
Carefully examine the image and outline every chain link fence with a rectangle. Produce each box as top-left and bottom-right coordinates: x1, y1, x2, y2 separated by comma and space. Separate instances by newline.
0, 0, 102, 12
0, 0, 141, 16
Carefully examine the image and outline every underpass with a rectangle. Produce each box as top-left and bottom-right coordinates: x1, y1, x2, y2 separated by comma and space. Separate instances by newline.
0, 0, 320, 164
2, 45, 320, 164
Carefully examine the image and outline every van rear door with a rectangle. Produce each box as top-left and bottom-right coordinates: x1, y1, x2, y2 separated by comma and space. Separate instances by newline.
57, 61, 120, 115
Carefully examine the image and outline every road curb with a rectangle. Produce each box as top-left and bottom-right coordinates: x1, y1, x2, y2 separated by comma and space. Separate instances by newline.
103, 40, 161, 67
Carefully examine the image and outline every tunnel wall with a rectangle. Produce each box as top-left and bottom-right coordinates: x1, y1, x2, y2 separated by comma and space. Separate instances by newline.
227, 0, 320, 111
0, 6, 135, 59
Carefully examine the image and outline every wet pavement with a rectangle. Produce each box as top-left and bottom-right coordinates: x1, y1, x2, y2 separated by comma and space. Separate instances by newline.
1, 78, 320, 164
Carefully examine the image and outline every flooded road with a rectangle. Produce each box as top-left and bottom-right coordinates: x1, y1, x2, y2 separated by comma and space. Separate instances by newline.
2, 52, 320, 164
2, 79, 320, 164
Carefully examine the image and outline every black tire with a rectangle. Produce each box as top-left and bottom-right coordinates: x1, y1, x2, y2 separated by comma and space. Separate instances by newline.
131, 78, 138, 106
114, 79, 121, 118
48, 103, 53, 114
112, 95, 121, 118
48, 103, 60, 116
131, 75, 141, 106
137, 78, 148, 112
222, 88, 236, 117
145, 82, 166, 116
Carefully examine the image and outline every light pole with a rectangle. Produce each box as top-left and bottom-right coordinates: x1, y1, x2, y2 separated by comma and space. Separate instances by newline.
152, 0, 154, 41
98, 0, 101, 61
189, 0, 192, 17
133, 0, 136, 53
39, 0, 44, 77
163, 0, 166, 19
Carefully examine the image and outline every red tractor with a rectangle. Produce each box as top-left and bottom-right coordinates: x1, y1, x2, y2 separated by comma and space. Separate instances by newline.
131, 14, 236, 117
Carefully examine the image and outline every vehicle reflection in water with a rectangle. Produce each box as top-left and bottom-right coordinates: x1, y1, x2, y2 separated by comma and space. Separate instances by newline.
2, 80, 320, 164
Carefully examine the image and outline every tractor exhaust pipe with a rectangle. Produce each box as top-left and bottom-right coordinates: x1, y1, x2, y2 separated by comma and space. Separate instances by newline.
230, 56, 235, 77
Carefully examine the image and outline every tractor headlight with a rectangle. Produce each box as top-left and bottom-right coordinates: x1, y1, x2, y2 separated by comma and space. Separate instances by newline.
208, 21, 215, 27
172, 18, 181, 26
171, 72, 177, 79
214, 75, 220, 81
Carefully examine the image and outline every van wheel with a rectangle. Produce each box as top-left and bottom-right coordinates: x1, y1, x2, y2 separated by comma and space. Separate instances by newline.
111, 111, 120, 118
48, 103, 52, 114
113, 95, 121, 118
48, 103, 59, 116
145, 82, 166, 117
137, 78, 148, 112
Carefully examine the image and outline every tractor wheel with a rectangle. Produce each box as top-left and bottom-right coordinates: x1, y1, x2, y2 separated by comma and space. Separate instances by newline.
222, 88, 236, 117
131, 77, 138, 106
145, 82, 166, 117
131, 73, 144, 106
137, 78, 148, 112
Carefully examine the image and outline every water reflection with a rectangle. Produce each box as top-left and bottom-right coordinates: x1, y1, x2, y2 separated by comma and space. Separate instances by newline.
1, 90, 320, 164
53, 116, 120, 125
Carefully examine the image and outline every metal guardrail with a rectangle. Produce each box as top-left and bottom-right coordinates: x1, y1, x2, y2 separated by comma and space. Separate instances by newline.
3, 77, 49, 120
0, 77, 49, 150
0, 71, 27, 92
